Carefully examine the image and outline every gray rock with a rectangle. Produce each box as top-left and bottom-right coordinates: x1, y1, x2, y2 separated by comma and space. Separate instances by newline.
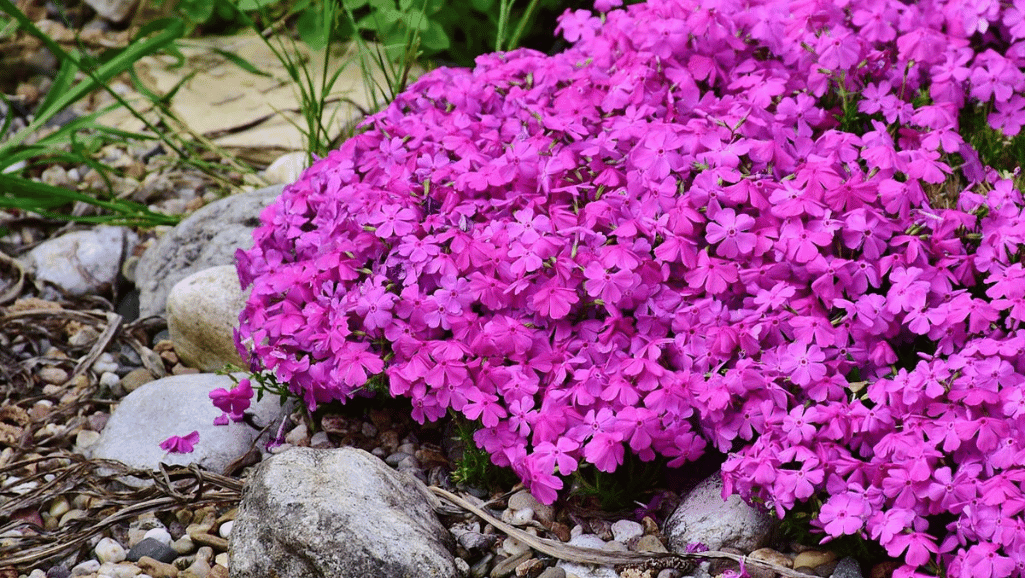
166, 265, 248, 371
831, 557, 863, 578
21, 225, 137, 297
86, 373, 288, 477
664, 473, 775, 554
126, 538, 178, 564
82, 0, 138, 22
136, 185, 284, 318
230, 447, 458, 578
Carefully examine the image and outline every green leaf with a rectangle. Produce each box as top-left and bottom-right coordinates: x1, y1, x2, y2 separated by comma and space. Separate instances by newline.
421, 18, 449, 50
180, 0, 215, 22
34, 57, 78, 121
236, 0, 283, 10
297, 7, 328, 49
398, 8, 429, 31
0, 174, 179, 226
210, 47, 271, 76
342, 0, 369, 10
470, 0, 493, 13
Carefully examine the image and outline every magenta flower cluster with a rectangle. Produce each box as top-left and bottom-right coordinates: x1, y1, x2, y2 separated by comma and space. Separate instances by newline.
234, 0, 1025, 574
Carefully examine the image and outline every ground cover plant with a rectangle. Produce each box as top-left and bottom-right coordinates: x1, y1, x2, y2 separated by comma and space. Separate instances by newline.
229, 0, 1025, 574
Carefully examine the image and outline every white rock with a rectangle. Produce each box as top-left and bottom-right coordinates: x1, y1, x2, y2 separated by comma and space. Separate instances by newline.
100, 372, 121, 388
95, 536, 127, 564
664, 473, 776, 553
94, 353, 120, 374
218, 520, 233, 539
215, 552, 229, 568
21, 225, 136, 297
86, 373, 291, 479
502, 536, 530, 557
143, 527, 173, 545
75, 430, 101, 453
284, 423, 308, 445
611, 519, 644, 543
72, 559, 101, 576
28, 569, 46, 578
166, 265, 248, 372
82, 0, 138, 22
263, 151, 310, 185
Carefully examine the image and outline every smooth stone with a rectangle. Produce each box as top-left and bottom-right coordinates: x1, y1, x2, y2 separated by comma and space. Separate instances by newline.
21, 225, 137, 297
635, 534, 667, 553
95, 536, 127, 564
538, 569, 567, 578
794, 550, 837, 570
611, 520, 644, 543
507, 489, 555, 526
81, 0, 138, 22
230, 447, 458, 578
665, 473, 775, 553
71, 560, 100, 576
747, 547, 793, 578
831, 557, 863, 578
127, 538, 178, 563
120, 368, 155, 393
136, 185, 285, 318
136, 556, 179, 578
144, 527, 173, 545
87, 373, 289, 479
166, 266, 247, 371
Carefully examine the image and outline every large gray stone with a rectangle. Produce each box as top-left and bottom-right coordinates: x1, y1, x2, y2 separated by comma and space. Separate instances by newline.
87, 373, 288, 475
167, 265, 247, 371
21, 225, 137, 297
664, 473, 776, 554
136, 185, 284, 318
230, 447, 458, 578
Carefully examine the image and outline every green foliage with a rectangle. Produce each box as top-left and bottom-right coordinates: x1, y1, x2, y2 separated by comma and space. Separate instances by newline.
570, 454, 668, 512
448, 415, 519, 491
0, 0, 187, 225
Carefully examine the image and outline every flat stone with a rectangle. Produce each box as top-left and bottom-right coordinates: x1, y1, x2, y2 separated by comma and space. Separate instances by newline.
86, 373, 289, 478
831, 557, 863, 578
136, 185, 284, 318
21, 225, 136, 297
230, 447, 458, 578
166, 266, 247, 371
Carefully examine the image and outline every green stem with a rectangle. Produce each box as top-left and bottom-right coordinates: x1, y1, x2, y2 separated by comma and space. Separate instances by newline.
506, 0, 543, 51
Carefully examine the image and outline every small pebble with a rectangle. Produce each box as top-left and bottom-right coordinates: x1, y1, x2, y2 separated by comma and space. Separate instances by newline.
284, 423, 308, 445
75, 430, 101, 452
95, 537, 127, 564
71, 560, 99, 576
634, 534, 667, 553
45, 565, 70, 578
502, 536, 531, 557
537, 568, 566, 578
99, 372, 121, 388
28, 570, 47, 578
48, 497, 70, 519
137, 556, 178, 578
127, 538, 179, 563
143, 527, 173, 545
214, 552, 229, 567
217, 521, 233, 539
611, 519, 643, 543
94, 353, 119, 374
38, 367, 69, 385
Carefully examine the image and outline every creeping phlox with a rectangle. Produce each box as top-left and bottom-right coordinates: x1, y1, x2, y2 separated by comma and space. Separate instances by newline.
233, 0, 1025, 575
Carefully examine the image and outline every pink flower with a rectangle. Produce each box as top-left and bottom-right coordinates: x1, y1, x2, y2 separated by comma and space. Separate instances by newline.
705, 208, 757, 258
209, 379, 254, 422
160, 431, 200, 454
